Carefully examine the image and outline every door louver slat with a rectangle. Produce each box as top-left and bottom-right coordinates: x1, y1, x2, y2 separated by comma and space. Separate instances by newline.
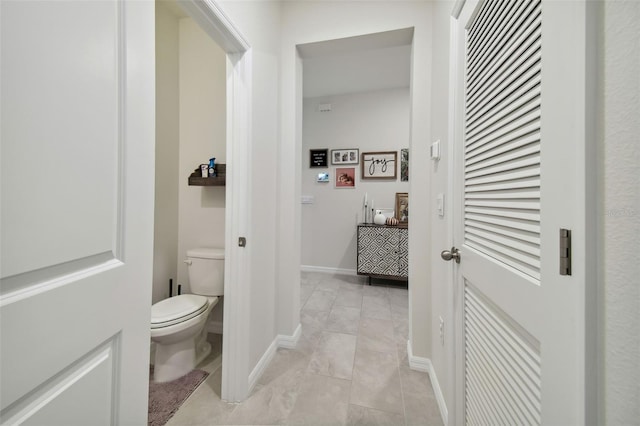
466, 130, 540, 167
467, 1, 540, 98
466, 206, 540, 223
465, 57, 541, 137
465, 285, 542, 426
464, 0, 542, 281
467, 0, 524, 74
467, 0, 538, 84
467, 23, 541, 113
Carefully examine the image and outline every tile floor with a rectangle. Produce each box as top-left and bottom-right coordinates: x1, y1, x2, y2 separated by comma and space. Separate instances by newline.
166, 272, 443, 425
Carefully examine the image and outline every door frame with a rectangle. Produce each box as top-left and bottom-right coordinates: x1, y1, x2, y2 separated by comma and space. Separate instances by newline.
448, 3, 468, 426
178, 0, 253, 402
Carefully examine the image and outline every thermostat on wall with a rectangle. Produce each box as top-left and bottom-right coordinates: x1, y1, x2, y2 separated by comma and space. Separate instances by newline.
430, 140, 441, 160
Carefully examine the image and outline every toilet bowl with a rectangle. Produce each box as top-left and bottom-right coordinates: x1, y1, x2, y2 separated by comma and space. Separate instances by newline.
151, 294, 218, 382
150, 247, 224, 383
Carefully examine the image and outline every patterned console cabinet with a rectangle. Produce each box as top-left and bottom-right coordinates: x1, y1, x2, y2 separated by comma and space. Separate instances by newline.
357, 224, 408, 281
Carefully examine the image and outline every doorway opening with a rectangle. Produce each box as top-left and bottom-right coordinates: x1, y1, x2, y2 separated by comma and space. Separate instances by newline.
153, 0, 252, 403
297, 28, 413, 283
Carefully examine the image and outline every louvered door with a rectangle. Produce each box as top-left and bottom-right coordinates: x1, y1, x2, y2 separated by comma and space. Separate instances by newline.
451, 0, 590, 425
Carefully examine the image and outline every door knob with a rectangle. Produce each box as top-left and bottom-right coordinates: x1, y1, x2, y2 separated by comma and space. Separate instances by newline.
440, 247, 461, 263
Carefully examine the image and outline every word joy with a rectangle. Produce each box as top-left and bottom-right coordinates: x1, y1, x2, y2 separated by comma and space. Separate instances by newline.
367, 157, 395, 175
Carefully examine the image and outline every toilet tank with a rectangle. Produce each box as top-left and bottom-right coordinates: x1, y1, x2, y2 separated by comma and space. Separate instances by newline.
186, 247, 225, 296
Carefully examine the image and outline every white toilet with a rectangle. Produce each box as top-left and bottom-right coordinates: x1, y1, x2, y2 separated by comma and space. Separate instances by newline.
150, 247, 224, 382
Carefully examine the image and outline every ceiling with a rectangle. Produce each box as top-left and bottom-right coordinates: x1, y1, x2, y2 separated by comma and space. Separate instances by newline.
298, 28, 414, 98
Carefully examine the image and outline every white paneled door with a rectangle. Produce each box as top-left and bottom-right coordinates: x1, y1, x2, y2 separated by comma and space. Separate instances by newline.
1, 1, 155, 424
450, 0, 593, 425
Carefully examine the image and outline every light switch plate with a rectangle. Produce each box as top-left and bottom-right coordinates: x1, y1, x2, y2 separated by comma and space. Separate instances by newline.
437, 193, 445, 217
430, 140, 441, 160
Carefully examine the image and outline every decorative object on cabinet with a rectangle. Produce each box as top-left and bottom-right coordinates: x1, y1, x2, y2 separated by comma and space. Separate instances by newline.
310, 149, 328, 167
395, 192, 409, 223
401, 148, 409, 181
188, 163, 226, 186
376, 208, 395, 219
374, 212, 386, 225
385, 217, 399, 226
361, 151, 397, 180
335, 167, 355, 188
317, 172, 330, 183
331, 149, 359, 165
357, 224, 408, 284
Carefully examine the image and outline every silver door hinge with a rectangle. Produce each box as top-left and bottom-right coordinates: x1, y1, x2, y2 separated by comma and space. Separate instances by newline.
559, 229, 571, 276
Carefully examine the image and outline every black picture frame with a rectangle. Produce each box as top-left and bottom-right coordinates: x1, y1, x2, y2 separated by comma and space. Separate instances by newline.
310, 149, 328, 168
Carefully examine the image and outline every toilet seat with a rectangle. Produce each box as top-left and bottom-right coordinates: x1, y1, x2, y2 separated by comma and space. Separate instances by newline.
151, 294, 208, 329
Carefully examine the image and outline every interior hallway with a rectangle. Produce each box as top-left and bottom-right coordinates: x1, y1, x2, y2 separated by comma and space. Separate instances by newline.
167, 271, 442, 425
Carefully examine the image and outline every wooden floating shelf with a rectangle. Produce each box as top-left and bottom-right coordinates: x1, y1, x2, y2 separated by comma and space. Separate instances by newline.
188, 163, 226, 186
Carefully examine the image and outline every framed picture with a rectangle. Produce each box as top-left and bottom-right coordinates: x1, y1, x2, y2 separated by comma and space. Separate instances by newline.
335, 167, 355, 188
310, 149, 328, 167
361, 151, 397, 179
331, 149, 359, 165
401, 148, 409, 182
395, 192, 409, 223
317, 172, 329, 183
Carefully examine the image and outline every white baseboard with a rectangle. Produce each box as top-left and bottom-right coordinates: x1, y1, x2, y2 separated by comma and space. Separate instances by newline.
276, 323, 301, 349
248, 338, 277, 394
247, 324, 302, 394
407, 340, 448, 425
300, 265, 357, 276
407, 340, 430, 372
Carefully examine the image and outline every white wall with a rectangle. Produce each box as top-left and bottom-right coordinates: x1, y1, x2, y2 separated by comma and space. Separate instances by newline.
280, 0, 433, 360
176, 18, 227, 290
301, 89, 410, 271
153, 3, 180, 304
176, 17, 227, 323
599, 1, 640, 424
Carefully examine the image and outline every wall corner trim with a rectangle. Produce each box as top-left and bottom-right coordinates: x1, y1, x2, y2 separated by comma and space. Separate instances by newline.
407, 340, 448, 425
247, 324, 302, 394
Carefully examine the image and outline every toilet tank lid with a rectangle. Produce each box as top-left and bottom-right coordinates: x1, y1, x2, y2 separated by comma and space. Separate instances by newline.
187, 247, 225, 259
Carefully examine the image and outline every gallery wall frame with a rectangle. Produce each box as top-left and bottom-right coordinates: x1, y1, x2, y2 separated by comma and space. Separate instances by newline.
310, 149, 328, 167
331, 149, 359, 165
361, 151, 397, 180
317, 172, 330, 183
401, 148, 409, 182
335, 167, 356, 188
395, 192, 408, 223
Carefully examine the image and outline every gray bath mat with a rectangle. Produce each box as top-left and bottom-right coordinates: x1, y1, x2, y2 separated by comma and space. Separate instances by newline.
148, 367, 209, 426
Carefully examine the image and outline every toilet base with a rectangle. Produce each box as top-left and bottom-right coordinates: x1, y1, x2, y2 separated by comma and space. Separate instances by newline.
194, 324, 212, 367
152, 324, 212, 383
153, 338, 196, 383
